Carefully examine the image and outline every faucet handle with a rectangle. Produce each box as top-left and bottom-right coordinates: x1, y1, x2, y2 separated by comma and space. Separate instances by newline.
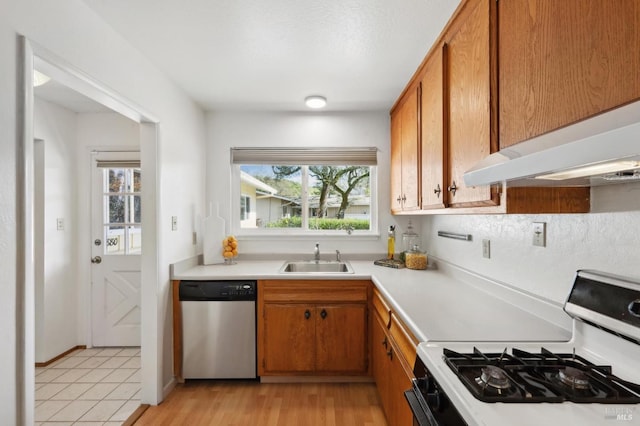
335, 250, 341, 262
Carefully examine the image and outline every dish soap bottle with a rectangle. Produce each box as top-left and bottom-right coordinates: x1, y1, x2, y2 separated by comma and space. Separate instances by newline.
387, 225, 395, 260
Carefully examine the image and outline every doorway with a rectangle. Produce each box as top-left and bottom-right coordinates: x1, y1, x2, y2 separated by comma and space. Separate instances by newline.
19, 36, 161, 425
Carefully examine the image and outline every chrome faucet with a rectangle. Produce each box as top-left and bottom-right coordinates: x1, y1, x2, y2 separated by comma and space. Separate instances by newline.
314, 243, 320, 261
335, 250, 341, 262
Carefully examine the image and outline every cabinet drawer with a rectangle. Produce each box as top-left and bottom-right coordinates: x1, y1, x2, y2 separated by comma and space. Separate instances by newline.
372, 288, 391, 328
260, 280, 369, 303
390, 313, 418, 369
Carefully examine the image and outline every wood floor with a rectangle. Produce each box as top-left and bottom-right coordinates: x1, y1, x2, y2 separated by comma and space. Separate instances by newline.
134, 380, 388, 426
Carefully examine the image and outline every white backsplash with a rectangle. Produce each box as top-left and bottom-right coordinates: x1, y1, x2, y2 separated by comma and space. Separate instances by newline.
423, 182, 640, 304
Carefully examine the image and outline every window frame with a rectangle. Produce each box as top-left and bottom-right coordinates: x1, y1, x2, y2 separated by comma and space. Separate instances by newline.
229, 148, 379, 238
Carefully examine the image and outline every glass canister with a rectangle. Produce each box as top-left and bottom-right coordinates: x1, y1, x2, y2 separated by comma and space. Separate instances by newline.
405, 245, 427, 270
402, 221, 420, 253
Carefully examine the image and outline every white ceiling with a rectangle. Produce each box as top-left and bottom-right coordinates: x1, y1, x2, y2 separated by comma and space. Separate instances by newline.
81, 0, 460, 112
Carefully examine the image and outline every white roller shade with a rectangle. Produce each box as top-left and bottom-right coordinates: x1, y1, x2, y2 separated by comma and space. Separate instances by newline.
231, 147, 377, 166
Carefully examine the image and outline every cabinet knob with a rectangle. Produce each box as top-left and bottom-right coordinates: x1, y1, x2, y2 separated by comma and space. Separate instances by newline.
401, 194, 407, 202
387, 348, 393, 360
447, 182, 458, 196
320, 309, 327, 319
382, 337, 388, 349
396, 195, 402, 204
304, 309, 311, 320
434, 184, 441, 198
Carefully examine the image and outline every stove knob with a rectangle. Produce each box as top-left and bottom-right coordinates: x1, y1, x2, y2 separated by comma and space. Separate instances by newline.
629, 299, 640, 318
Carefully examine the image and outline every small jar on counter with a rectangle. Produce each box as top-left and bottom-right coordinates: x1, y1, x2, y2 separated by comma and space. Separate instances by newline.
405, 245, 427, 270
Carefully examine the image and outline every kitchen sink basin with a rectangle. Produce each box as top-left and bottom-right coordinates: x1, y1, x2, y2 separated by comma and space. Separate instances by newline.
279, 260, 354, 274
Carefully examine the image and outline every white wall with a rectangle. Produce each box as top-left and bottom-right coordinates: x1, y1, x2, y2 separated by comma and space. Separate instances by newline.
206, 111, 414, 256
2, 0, 206, 419
423, 183, 640, 304
33, 98, 79, 363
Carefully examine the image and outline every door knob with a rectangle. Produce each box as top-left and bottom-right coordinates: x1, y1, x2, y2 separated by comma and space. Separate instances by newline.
91, 256, 102, 264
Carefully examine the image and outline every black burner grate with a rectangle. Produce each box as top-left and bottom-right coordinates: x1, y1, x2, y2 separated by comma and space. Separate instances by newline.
443, 347, 640, 404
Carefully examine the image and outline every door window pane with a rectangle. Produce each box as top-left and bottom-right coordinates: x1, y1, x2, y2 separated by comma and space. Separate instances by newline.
102, 167, 142, 255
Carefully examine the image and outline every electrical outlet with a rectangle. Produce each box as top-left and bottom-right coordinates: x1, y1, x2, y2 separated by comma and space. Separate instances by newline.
56, 218, 64, 231
533, 222, 546, 247
482, 239, 490, 259
171, 216, 178, 231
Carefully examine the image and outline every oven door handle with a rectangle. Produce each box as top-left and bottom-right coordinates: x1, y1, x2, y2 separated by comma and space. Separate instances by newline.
404, 388, 439, 426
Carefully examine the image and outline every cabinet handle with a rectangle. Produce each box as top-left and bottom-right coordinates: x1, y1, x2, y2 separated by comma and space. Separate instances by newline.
304, 309, 311, 320
447, 182, 458, 196
402, 194, 407, 202
434, 184, 441, 198
396, 195, 402, 204
382, 337, 388, 349
320, 309, 327, 319
387, 348, 393, 360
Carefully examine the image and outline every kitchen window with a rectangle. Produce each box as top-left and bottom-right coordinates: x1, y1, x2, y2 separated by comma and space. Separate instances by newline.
230, 147, 378, 236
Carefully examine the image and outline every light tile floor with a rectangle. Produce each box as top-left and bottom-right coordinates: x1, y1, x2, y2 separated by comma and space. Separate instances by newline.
35, 347, 141, 425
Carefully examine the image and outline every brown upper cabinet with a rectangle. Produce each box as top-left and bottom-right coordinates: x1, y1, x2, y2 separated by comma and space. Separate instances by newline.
389, 0, 594, 214
443, 0, 499, 208
390, 87, 420, 213
499, 0, 640, 148
419, 43, 447, 210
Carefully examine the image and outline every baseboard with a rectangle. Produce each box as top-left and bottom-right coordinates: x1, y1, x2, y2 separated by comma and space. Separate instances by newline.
163, 376, 177, 399
35, 345, 86, 367
122, 404, 149, 426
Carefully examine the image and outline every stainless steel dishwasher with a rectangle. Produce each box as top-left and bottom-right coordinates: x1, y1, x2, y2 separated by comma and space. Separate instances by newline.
179, 280, 257, 379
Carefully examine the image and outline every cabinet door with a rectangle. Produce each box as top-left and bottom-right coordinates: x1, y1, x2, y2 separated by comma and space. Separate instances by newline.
389, 343, 414, 426
390, 110, 404, 213
390, 89, 420, 213
420, 43, 447, 210
262, 304, 315, 373
446, 0, 498, 207
499, 0, 640, 148
372, 313, 392, 422
316, 304, 367, 373
400, 89, 420, 211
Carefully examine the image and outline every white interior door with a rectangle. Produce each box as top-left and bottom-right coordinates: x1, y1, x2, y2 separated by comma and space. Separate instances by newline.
91, 154, 142, 346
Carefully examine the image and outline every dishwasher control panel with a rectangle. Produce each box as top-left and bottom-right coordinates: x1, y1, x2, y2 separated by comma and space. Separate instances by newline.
179, 280, 257, 301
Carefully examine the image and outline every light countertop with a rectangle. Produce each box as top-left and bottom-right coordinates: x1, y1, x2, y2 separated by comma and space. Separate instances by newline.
171, 257, 572, 344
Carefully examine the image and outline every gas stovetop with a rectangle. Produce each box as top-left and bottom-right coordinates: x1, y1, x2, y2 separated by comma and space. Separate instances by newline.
443, 347, 640, 404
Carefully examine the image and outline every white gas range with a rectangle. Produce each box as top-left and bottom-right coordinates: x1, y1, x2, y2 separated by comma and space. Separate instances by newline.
408, 270, 640, 425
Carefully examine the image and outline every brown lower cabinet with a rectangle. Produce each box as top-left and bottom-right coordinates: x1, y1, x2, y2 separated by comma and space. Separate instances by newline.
372, 290, 417, 426
258, 280, 370, 376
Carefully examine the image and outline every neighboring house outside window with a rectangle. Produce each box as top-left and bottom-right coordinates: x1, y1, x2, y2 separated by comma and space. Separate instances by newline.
231, 147, 378, 236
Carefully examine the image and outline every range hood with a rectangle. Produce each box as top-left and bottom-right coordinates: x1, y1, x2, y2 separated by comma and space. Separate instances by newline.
463, 100, 640, 187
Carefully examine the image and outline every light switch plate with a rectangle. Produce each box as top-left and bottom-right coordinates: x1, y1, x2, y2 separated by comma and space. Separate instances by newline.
533, 222, 546, 247
56, 218, 64, 231
171, 216, 178, 231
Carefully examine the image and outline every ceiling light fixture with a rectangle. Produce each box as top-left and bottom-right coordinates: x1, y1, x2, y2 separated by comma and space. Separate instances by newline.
305, 95, 327, 109
33, 69, 51, 87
